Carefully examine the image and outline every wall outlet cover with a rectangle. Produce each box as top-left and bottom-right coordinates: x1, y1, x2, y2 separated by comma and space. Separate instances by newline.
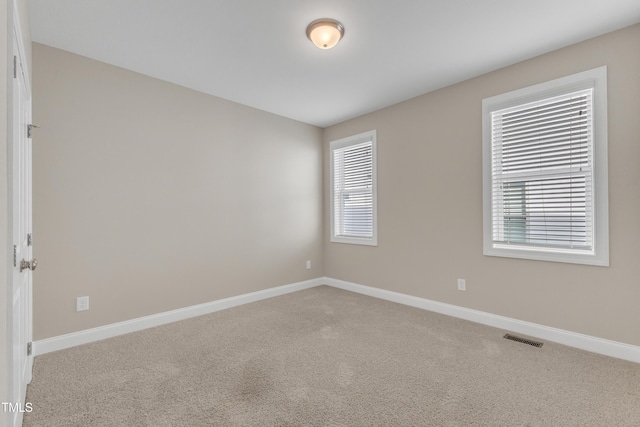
77, 296, 89, 312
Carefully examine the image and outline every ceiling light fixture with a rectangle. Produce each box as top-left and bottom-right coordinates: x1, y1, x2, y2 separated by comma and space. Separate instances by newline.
306, 18, 344, 49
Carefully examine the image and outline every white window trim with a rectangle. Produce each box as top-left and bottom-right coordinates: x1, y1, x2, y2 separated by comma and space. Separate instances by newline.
482, 67, 609, 266
330, 130, 378, 246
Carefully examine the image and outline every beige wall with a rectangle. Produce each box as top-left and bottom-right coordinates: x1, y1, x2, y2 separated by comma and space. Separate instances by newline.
31, 24, 640, 348
32, 44, 324, 340
324, 24, 640, 346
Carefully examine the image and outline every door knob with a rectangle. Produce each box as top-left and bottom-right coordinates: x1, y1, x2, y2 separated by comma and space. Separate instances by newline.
20, 258, 37, 273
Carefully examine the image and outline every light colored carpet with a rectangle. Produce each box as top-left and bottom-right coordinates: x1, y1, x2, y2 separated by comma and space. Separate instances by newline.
24, 285, 640, 426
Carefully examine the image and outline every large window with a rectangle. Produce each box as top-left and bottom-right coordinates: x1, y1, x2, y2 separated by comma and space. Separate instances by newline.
330, 130, 377, 246
482, 67, 609, 266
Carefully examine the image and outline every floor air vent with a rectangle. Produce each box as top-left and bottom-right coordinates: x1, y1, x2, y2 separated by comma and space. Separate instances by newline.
503, 333, 543, 348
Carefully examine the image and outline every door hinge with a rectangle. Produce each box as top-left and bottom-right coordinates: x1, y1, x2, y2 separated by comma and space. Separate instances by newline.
13, 55, 17, 79
27, 124, 40, 139
27, 233, 32, 246
13, 245, 17, 267
27, 342, 32, 356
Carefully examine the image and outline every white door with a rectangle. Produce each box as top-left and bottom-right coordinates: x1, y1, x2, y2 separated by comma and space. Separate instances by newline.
9, 29, 34, 427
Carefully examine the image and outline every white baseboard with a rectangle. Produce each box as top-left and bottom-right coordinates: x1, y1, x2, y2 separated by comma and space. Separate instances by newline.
323, 277, 640, 364
34, 276, 640, 364
33, 278, 323, 356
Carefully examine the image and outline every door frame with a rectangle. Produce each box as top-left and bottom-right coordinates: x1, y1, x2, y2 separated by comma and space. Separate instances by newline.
7, 4, 33, 426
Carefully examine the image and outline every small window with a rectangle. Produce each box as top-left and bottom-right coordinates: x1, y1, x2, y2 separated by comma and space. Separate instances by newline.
482, 67, 609, 266
330, 130, 377, 246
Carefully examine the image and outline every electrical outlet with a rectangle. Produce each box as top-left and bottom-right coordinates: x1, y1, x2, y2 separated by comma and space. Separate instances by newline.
457, 279, 466, 291
77, 296, 89, 312
306, 260, 311, 270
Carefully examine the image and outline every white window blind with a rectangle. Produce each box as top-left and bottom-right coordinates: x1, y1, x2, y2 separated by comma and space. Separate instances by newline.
491, 89, 594, 252
334, 141, 373, 238
330, 130, 377, 245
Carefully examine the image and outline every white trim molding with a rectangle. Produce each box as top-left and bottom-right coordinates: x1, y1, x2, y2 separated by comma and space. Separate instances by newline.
33, 278, 323, 356
329, 130, 378, 246
482, 66, 609, 266
34, 276, 639, 364
323, 277, 640, 364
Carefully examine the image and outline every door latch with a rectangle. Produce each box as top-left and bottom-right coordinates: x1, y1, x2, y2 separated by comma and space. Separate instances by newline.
20, 258, 38, 273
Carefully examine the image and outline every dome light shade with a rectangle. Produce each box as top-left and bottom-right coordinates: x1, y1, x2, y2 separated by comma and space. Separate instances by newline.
306, 19, 344, 49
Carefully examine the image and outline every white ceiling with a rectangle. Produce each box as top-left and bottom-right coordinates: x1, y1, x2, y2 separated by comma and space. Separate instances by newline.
28, 0, 640, 128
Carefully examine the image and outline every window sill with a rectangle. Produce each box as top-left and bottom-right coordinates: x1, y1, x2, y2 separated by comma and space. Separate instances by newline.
483, 244, 608, 266
331, 236, 378, 246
